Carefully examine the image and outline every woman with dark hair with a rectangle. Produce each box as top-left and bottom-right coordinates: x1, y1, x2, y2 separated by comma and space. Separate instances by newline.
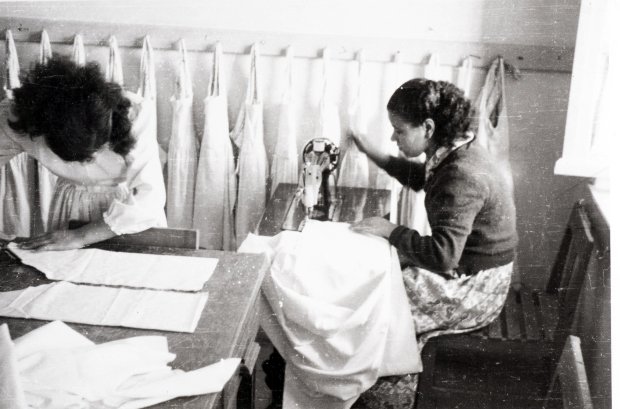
0, 55, 166, 250
348, 78, 518, 407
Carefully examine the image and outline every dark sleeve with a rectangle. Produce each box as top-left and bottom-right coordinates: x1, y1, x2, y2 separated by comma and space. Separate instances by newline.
383, 156, 426, 191
388, 166, 487, 273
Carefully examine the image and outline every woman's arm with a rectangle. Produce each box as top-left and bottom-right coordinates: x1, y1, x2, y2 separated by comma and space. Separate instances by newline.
349, 131, 391, 168
17, 220, 116, 251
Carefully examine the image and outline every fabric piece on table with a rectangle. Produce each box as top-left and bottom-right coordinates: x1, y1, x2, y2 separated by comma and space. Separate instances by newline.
8, 242, 217, 291
0, 281, 208, 333
338, 51, 369, 189
269, 46, 298, 197
9, 321, 240, 409
239, 221, 420, 409
230, 44, 268, 247
166, 40, 198, 229
193, 43, 236, 251
0, 324, 27, 409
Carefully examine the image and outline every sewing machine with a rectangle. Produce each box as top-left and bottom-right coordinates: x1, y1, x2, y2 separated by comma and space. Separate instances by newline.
281, 138, 342, 231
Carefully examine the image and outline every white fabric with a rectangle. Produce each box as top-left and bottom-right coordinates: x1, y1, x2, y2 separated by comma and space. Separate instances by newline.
456, 56, 473, 98
192, 43, 237, 250
338, 51, 370, 188
166, 41, 198, 229
0, 324, 27, 409
5, 321, 240, 409
7, 242, 218, 291
231, 44, 268, 247
315, 48, 342, 146
72, 35, 86, 67
0, 281, 208, 333
239, 221, 420, 408
106, 36, 124, 86
0, 92, 167, 235
35, 30, 58, 235
1, 30, 34, 238
269, 46, 298, 197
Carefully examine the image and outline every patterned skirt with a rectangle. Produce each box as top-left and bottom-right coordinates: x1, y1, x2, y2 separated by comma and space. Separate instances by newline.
353, 262, 513, 409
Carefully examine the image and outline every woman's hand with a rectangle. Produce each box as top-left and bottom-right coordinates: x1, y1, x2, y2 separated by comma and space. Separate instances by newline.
347, 130, 391, 169
18, 229, 86, 251
350, 217, 398, 239
348, 130, 370, 155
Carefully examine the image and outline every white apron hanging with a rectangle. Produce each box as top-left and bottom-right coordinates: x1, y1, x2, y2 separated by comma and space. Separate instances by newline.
269, 46, 298, 197
230, 44, 268, 247
71, 34, 85, 67
338, 51, 370, 188
106, 35, 124, 86
456, 56, 473, 98
166, 40, 198, 229
315, 48, 342, 147
193, 43, 236, 250
475, 57, 514, 193
0, 29, 34, 237
137, 36, 165, 168
33, 30, 58, 234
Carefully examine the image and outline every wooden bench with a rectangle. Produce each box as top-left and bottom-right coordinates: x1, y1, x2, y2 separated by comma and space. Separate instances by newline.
416, 200, 595, 408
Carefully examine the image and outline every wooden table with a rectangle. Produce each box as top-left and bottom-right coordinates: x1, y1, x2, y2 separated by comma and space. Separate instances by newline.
0, 242, 269, 409
258, 183, 392, 236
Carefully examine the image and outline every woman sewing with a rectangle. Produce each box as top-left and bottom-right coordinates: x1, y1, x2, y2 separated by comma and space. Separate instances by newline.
349, 78, 518, 407
0, 55, 166, 250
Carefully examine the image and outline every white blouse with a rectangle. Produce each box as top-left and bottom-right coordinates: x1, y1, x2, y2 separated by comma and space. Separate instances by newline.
0, 92, 167, 235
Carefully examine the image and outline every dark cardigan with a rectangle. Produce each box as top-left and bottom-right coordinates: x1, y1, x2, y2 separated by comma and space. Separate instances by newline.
384, 143, 517, 276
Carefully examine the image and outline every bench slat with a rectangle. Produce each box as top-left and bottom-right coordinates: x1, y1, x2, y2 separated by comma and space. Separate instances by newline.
537, 291, 559, 341
520, 289, 542, 341
504, 289, 523, 340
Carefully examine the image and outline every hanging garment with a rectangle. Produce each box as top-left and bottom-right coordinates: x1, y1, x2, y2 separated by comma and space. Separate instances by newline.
475, 57, 514, 194
33, 30, 58, 234
0, 29, 35, 238
456, 56, 473, 98
239, 221, 420, 409
0, 321, 240, 409
166, 40, 198, 228
338, 51, 370, 188
106, 35, 124, 86
0, 281, 208, 333
230, 44, 268, 247
138, 35, 166, 168
8, 242, 218, 291
193, 43, 236, 250
71, 34, 86, 66
269, 46, 298, 197
315, 48, 342, 147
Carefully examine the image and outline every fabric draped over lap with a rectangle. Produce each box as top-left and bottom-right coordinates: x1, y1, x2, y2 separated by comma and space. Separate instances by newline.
338, 51, 370, 189
166, 40, 198, 228
474, 57, 514, 194
269, 46, 298, 197
231, 44, 268, 247
0, 30, 35, 237
192, 43, 236, 250
239, 221, 420, 409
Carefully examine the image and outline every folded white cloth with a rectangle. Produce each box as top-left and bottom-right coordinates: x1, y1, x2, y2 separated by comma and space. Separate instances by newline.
0, 281, 208, 333
239, 221, 421, 409
7, 243, 218, 291
2, 321, 240, 409
0, 324, 27, 409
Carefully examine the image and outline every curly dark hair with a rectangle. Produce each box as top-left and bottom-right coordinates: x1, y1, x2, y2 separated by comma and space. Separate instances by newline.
387, 78, 473, 148
9, 55, 134, 162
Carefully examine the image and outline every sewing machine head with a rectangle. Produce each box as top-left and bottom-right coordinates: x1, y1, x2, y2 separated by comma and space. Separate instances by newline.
282, 138, 341, 231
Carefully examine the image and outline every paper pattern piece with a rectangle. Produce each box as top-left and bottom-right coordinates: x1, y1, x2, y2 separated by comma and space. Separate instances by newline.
8, 243, 217, 291
3, 321, 240, 409
239, 221, 420, 409
0, 281, 208, 333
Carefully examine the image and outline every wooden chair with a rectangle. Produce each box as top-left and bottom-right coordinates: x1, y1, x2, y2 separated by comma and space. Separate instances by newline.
416, 200, 595, 408
543, 335, 593, 409
68, 220, 200, 249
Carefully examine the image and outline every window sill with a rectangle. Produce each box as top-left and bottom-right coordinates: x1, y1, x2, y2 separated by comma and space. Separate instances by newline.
554, 156, 608, 179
